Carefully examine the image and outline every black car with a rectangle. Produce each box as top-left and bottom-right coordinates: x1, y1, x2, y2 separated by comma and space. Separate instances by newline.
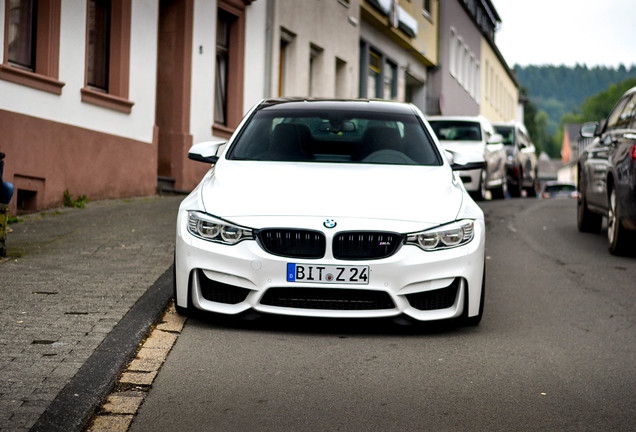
493, 122, 538, 197
540, 181, 577, 199
577, 86, 636, 255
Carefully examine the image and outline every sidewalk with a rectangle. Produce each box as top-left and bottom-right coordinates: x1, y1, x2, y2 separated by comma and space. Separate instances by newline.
0, 195, 184, 431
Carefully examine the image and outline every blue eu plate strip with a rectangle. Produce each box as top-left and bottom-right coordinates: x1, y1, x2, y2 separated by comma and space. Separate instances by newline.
287, 263, 296, 282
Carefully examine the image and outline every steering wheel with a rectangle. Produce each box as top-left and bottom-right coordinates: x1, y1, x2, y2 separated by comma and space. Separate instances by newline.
362, 149, 416, 164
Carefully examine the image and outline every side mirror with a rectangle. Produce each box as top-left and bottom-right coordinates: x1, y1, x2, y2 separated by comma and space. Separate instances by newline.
446, 150, 487, 171
580, 122, 598, 138
188, 141, 226, 164
487, 133, 504, 145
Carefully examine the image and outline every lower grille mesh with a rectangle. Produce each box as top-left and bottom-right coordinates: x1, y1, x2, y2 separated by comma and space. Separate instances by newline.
405, 279, 460, 310
260, 287, 395, 310
198, 270, 250, 304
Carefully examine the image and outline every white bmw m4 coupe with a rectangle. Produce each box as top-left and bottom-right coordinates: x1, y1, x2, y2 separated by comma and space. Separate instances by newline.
175, 99, 487, 325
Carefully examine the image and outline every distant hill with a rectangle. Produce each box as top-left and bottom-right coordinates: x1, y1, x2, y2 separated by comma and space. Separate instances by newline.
514, 64, 636, 136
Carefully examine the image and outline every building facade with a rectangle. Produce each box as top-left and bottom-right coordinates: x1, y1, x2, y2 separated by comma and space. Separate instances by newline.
1, 0, 262, 216
269, 0, 360, 99
478, 12, 518, 121
1, 0, 160, 215
427, 0, 482, 116
359, 0, 438, 111
427, 0, 518, 121
1, 0, 519, 215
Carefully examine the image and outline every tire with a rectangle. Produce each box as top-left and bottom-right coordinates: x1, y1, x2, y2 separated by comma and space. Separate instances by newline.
577, 190, 602, 233
509, 168, 522, 198
607, 186, 635, 255
524, 178, 537, 198
508, 179, 521, 198
464, 265, 485, 326
491, 179, 507, 200
470, 169, 487, 201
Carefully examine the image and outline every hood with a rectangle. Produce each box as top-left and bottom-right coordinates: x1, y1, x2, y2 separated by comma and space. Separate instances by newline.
199, 160, 464, 227
439, 141, 485, 159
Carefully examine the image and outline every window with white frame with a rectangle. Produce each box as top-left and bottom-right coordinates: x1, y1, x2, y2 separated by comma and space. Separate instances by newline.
449, 28, 456, 77
448, 29, 480, 101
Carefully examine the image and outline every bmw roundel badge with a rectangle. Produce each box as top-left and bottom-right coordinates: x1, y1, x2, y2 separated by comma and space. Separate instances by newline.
323, 219, 337, 229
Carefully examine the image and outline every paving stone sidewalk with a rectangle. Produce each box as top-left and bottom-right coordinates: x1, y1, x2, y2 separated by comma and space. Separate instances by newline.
0, 195, 183, 431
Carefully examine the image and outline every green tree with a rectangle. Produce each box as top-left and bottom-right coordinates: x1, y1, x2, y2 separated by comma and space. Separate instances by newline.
521, 87, 559, 157
557, 77, 636, 145
579, 78, 636, 121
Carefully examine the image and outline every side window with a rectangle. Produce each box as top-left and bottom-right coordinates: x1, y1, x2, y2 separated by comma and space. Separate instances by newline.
518, 129, 526, 147
617, 94, 636, 130
606, 95, 631, 130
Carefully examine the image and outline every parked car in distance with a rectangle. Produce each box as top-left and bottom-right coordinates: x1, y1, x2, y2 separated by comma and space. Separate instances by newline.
493, 122, 538, 197
577, 85, 636, 255
539, 181, 577, 199
428, 116, 507, 200
176, 99, 487, 325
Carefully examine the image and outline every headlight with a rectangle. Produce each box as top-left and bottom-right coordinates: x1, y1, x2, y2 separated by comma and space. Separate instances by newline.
187, 211, 253, 245
406, 220, 475, 251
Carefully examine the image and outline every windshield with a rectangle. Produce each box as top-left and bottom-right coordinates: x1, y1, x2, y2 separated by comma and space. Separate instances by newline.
428, 120, 482, 142
494, 126, 515, 146
545, 184, 576, 193
226, 108, 442, 166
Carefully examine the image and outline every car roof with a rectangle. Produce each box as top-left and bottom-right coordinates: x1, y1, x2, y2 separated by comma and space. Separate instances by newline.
544, 181, 575, 187
492, 121, 528, 133
426, 115, 484, 122
492, 121, 520, 127
625, 86, 636, 97
256, 98, 418, 115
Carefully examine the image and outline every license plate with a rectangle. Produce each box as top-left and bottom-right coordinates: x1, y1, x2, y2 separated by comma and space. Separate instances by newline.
287, 264, 369, 285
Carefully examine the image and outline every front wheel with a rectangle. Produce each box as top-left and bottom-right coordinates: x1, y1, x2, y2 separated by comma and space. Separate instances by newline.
524, 175, 538, 198
508, 178, 522, 198
470, 169, 487, 201
608, 187, 635, 255
491, 179, 508, 200
577, 191, 602, 233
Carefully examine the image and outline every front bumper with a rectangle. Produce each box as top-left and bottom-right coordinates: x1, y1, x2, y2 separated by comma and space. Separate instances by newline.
175, 210, 486, 322
458, 168, 481, 192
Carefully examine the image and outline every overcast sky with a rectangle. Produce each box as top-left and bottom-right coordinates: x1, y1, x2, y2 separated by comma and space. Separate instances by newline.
493, 0, 636, 68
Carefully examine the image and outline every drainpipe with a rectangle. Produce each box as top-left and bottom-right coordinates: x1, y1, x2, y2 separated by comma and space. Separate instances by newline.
264, 0, 275, 99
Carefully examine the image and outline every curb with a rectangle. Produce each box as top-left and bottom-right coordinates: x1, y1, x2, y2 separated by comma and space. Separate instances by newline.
85, 301, 187, 431
29, 266, 174, 432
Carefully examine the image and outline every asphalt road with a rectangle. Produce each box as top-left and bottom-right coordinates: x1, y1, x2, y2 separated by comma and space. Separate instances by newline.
128, 198, 636, 432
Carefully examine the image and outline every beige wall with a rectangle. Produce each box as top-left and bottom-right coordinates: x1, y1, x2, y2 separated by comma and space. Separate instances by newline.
399, 0, 438, 67
272, 0, 360, 98
480, 39, 518, 122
